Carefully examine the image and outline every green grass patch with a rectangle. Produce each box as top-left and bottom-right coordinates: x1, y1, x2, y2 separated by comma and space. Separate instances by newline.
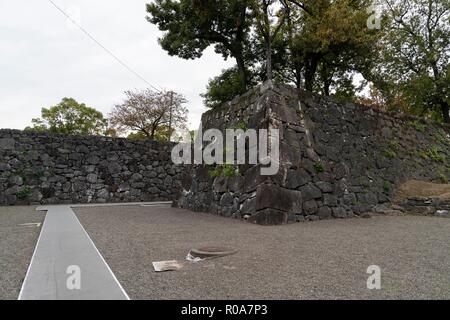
17, 186, 32, 200
438, 173, 448, 184
382, 149, 397, 159
408, 120, 426, 132
208, 164, 240, 178
233, 121, 248, 131
383, 181, 392, 193
388, 140, 400, 151
314, 162, 325, 173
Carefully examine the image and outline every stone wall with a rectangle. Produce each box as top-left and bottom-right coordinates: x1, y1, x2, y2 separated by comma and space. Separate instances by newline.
176, 83, 450, 225
0, 130, 184, 205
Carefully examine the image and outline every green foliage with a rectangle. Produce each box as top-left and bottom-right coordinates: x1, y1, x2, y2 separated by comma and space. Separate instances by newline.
202, 68, 249, 108
222, 164, 239, 178
438, 173, 448, 184
208, 168, 220, 178
276, 0, 379, 93
208, 164, 240, 178
17, 186, 32, 200
418, 150, 429, 160
374, 0, 450, 123
388, 140, 400, 151
314, 162, 325, 173
33, 170, 45, 180
418, 147, 446, 163
147, 0, 253, 89
408, 121, 426, 133
148, 0, 380, 103
382, 149, 397, 159
383, 181, 392, 193
383, 140, 400, 159
127, 125, 174, 142
26, 98, 107, 135
233, 121, 248, 131
435, 130, 450, 145
426, 147, 446, 163
147, 0, 449, 126
127, 131, 148, 141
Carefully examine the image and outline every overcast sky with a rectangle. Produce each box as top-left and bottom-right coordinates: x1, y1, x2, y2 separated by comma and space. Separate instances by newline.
0, 0, 232, 131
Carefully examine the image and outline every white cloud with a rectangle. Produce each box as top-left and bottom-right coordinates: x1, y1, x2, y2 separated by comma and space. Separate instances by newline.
0, 0, 232, 130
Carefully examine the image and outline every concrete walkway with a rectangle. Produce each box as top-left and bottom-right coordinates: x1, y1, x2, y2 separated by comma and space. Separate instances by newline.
19, 202, 170, 300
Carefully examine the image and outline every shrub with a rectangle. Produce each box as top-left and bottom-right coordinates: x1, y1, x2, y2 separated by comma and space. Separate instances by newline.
388, 141, 400, 151
427, 147, 446, 163
314, 163, 325, 173
208, 164, 240, 178
383, 181, 392, 193
438, 173, 448, 184
408, 120, 426, 132
233, 121, 248, 131
17, 187, 32, 200
382, 149, 397, 159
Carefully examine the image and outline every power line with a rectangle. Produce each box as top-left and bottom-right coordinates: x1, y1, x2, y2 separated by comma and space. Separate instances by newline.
47, 0, 162, 92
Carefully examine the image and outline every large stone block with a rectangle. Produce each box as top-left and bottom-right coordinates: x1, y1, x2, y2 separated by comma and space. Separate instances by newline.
243, 165, 270, 192
303, 200, 318, 215
256, 184, 302, 214
285, 169, 311, 189
0, 138, 15, 150
248, 208, 289, 225
300, 184, 322, 202
317, 206, 332, 219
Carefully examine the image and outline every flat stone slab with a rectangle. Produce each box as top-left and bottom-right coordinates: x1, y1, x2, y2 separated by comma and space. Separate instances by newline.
19, 204, 133, 300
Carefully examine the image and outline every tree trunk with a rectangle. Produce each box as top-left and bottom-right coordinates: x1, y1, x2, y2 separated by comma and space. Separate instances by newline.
234, 52, 248, 90
266, 40, 273, 82
150, 126, 157, 140
262, 1, 273, 82
295, 68, 302, 89
441, 100, 450, 124
284, 4, 301, 89
323, 81, 330, 96
235, 0, 248, 90
304, 56, 318, 92
168, 91, 174, 142
320, 63, 331, 96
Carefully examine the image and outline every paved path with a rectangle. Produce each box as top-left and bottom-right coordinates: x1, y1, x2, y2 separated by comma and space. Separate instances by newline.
18, 202, 169, 300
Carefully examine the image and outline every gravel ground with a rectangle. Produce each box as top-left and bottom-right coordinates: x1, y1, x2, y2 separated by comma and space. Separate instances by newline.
75, 205, 450, 300
0, 206, 45, 300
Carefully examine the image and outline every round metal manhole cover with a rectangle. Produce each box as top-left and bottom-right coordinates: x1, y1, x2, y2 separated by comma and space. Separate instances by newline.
190, 246, 238, 259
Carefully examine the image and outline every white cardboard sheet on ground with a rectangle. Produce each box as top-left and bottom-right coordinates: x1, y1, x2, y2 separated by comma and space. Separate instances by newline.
152, 260, 183, 272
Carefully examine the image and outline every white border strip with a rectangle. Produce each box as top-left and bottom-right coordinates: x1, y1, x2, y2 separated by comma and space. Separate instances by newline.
71, 209, 130, 300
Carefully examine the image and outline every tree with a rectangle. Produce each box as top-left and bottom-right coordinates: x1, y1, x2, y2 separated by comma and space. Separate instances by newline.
202, 67, 257, 108
109, 89, 188, 140
26, 98, 107, 135
127, 125, 176, 142
275, 0, 379, 93
254, 0, 288, 82
146, 0, 254, 89
375, 0, 450, 122
195, 0, 379, 107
